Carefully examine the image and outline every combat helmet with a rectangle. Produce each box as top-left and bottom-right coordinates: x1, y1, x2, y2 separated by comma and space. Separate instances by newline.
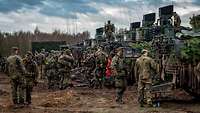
63, 49, 71, 55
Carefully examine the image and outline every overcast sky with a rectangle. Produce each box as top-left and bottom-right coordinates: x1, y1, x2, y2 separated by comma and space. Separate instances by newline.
0, 0, 200, 37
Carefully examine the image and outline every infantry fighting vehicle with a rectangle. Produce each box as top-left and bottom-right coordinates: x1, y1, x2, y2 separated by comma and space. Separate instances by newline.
146, 5, 200, 100
93, 5, 200, 100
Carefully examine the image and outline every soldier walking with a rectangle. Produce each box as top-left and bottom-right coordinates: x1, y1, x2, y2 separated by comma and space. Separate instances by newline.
135, 49, 158, 107
23, 51, 38, 105
7, 47, 26, 106
111, 47, 126, 104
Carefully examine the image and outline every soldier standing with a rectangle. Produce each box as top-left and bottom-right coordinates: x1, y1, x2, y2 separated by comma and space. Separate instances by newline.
45, 54, 59, 89
135, 49, 158, 107
35, 50, 45, 80
23, 51, 38, 105
95, 46, 108, 88
7, 47, 26, 106
58, 49, 74, 90
105, 20, 115, 42
172, 12, 181, 32
111, 47, 126, 104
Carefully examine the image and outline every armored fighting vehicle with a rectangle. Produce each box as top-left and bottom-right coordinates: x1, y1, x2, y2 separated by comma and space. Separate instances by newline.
147, 5, 200, 100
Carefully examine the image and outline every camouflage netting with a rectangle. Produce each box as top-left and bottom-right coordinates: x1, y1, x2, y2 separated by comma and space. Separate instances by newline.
180, 37, 200, 64
131, 41, 156, 58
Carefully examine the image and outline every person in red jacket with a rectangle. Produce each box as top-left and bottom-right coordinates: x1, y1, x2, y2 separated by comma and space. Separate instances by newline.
105, 52, 115, 87
106, 57, 112, 78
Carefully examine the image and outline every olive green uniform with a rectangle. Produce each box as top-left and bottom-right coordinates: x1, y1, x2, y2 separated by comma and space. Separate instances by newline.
111, 54, 126, 103
45, 56, 59, 89
135, 55, 157, 106
35, 53, 45, 79
95, 50, 107, 88
23, 57, 38, 104
7, 55, 26, 105
58, 53, 74, 89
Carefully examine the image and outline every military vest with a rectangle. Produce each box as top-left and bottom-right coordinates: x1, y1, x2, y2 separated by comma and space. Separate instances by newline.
7, 55, 24, 79
111, 55, 125, 78
24, 59, 37, 77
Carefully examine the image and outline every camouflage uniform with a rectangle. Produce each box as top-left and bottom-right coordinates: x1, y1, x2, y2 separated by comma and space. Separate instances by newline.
111, 48, 126, 104
105, 20, 115, 42
23, 52, 38, 104
173, 12, 181, 32
58, 49, 74, 90
7, 47, 26, 105
35, 52, 45, 80
83, 54, 96, 87
135, 49, 157, 106
95, 47, 107, 88
45, 55, 59, 89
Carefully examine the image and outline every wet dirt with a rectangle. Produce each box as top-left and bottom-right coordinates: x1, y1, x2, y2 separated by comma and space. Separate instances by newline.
0, 72, 200, 113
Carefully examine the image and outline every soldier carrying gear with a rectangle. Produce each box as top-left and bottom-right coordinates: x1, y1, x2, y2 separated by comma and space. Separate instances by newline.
45, 54, 59, 89
135, 49, 158, 107
23, 51, 38, 105
111, 47, 127, 104
35, 50, 46, 80
7, 47, 26, 106
94, 46, 108, 89
58, 49, 74, 90
104, 20, 115, 42
172, 12, 181, 32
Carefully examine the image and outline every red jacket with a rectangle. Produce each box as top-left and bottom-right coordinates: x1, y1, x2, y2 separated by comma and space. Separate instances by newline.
106, 58, 112, 78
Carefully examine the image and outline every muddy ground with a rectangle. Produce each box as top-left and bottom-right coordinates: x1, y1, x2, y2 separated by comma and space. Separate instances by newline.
0, 72, 200, 113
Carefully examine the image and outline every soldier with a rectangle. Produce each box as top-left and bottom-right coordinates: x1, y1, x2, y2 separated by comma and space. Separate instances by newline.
45, 54, 59, 89
105, 20, 115, 42
172, 12, 181, 32
111, 47, 126, 104
35, 50, 46, 80
7, 47, 26, 106
58, 49, 74, 90
23, 51, 38, 105
0, 55, 6, 72
83, 53, 96, 88
134, 49, 158, 107
94, 46, 108, 89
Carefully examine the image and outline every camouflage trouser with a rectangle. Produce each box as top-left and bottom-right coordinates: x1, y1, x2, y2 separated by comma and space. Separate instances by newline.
59, 72, 70, 89
25, 77, 34, 104
115, 77, 127, 103
138, 81, 152, 106
10, 79, 25, 104
38, 65, 45, 79
95, 67, 105, 88
25, 84, 33, 104
46, 70, 56, 89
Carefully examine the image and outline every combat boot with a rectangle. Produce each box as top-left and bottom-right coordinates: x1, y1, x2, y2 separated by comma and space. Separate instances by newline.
13, 99, 18, 105
116, 99, 125, 104
116, 96, 125, 104
139, 102, 144, 107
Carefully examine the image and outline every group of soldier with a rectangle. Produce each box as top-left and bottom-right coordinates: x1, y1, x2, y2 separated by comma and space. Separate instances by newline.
5, 47, 74, 107
3, 45, 159, 108
111, 48, 158, 106
6, 47, 37, 107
